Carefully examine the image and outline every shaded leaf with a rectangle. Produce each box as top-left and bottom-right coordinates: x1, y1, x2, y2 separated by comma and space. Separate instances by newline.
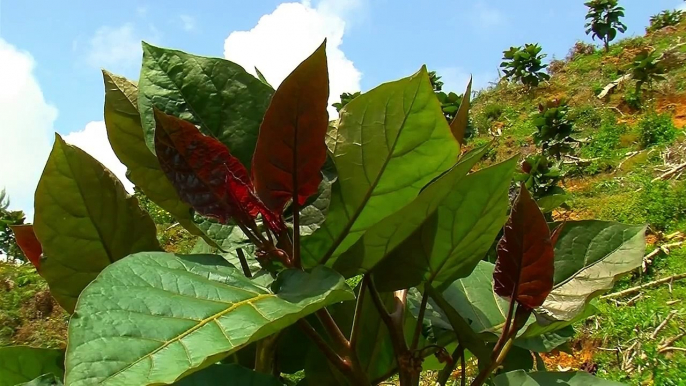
333, 146, 487, 276
65, 252, 353, 386
450, 76, 472, 145
541, 221, 646, 321
0, 347, 64, 386
10, 224, 42, 268
34, 135, 160, 312
19, 374, 63, 386
254, 67, 273, 89
493, 370, 624, 385
173, 364, 283, 385
494, 185, 554, 309
253, 40, 329, 214
300, 67, 460, 268
372, 156, 517, 291
102, 70, 217, 247
153, 110, 282, 232
138, 43, 273, 168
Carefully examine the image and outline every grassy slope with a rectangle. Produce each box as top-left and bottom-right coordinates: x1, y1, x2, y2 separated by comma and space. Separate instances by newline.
2, 19, 686, 386
466, 20, 686, 385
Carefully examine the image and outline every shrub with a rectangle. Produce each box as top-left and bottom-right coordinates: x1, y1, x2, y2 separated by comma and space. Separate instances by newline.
500, 43, 550, 87
629, 50, 667, 94
4, 40, 646, 386
566, 41, 597, 61
638, 112, 677, 147
584, 0, 627, 52
532, 99, 576, 160
648, 9, 684, 32
582, 117, 627, 159
623, 88, 643, 110
547, 58, 566, 75
332, 91, 361, 113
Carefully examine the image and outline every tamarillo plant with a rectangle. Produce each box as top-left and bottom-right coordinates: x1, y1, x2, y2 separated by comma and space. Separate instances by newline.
500, 44, 550, 88
532, 99, 576, 161
647, 9, 684, 33
584, 0, 627, 52
4, 40, 645, 386
628, 49, 667, 95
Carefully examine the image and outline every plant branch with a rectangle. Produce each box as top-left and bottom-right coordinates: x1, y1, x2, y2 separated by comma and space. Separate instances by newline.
350, 277, 368, 350
316, 309, 350, 351
410, 288, 429, 351
297, 320, 353, 379
291, 199, 301, 268
436, 344, 464, 386
235, 248, 252, 278
601, 273, 686, 299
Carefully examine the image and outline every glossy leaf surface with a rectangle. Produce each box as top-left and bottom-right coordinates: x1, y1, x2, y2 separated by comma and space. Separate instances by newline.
301, 67, 460, 267
34, 135, 160, 312
65, 252, 353, 386
252, 40, 329, 213
372, 156, 516, 291
333, 146, 487, 276
494, 185, 555, 309
0, 346, 64, 386
138, 43, 273, 168
10, 224, 42, 268
154, 110, 281, 231
541, 220, 646, 320
102, 70, 215, 246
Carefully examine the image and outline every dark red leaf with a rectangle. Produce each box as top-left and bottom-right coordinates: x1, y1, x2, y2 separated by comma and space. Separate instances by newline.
10, 224, 42, 269
493, 185, 555, 309
252, 40, 329, 214
153, 109, 283, 232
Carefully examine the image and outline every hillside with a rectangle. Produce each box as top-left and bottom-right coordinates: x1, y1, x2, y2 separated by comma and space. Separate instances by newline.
2, 13, 686, 386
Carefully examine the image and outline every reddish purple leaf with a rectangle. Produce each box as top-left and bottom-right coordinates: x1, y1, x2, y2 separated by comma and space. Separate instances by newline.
493, 185, 555, 310
252, 40, 329, 214
10, 224, 42, 269
153, 109, 283, 232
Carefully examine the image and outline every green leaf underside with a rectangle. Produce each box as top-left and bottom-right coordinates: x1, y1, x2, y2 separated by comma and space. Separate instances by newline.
34, 135, 160, 312
301, 66, 460, 268
333, 146, 488, 276
541, 221, 646, 321
138, 42, 273, 169
65, 252, 353, 386
493, 370, 625, 386
372, 156, 517, 291
172, 364, 282, 385
0, 346, 64, 386
102, 70, 218, 247
19, 374, 63, 386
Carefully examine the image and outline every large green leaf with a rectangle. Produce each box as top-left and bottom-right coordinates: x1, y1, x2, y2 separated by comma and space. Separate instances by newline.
34, 135, 160, 312
332, 147, 487, 276
372, 156, 516, 291
173, 364, 283, 385
301, 67, 460, 268
0, 347, 64, 386
493, 370, 625, 385
102, 70, 217, 247
138, 43, 274, 168
541, 221, 646, 321
19, 374, 63, 386
65, 252, 353, 386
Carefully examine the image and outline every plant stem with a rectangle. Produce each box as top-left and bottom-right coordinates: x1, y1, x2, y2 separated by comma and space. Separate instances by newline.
292, 199, 301, 268
350, 277, 368, 350
297, 320, 354, 379
316, 309, 350, 351
410, 288, 429, 351
436, 345, 464, 386
236, 248, 252, 278
460, 347, 467, 386
469, 336, 515, 386
254, 332, 279, 374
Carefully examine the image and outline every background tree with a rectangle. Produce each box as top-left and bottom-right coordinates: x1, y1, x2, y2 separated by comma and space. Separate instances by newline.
0, 189, 26, 261
500, 44, 550, 88
585, 0, 627, 52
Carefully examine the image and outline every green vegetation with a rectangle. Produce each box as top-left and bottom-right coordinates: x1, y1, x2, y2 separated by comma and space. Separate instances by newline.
585, 0, 627, 52
648, 9, 684, 32
501, 44, 550, 87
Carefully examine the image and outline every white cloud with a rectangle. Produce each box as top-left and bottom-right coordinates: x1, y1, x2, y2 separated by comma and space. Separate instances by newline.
63, 121, 133, 193
0, 39, 57, 219
85, 23, 158, 72
179, 15, 196, 31
223, 0, 362, 117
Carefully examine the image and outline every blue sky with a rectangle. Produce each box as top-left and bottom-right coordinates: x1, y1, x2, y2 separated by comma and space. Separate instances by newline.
1, 0, 684, 217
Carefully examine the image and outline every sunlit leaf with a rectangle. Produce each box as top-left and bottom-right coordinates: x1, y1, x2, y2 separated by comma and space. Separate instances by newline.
34, 135, 160, 312
493, 370, 624, 385
65, 252, 353, 386
252, 40, 329, 214
494, 185, 555, 309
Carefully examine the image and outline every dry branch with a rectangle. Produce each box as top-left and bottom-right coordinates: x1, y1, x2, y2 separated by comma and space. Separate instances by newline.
652, 162, 686, 182
601, 273, 686, 299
